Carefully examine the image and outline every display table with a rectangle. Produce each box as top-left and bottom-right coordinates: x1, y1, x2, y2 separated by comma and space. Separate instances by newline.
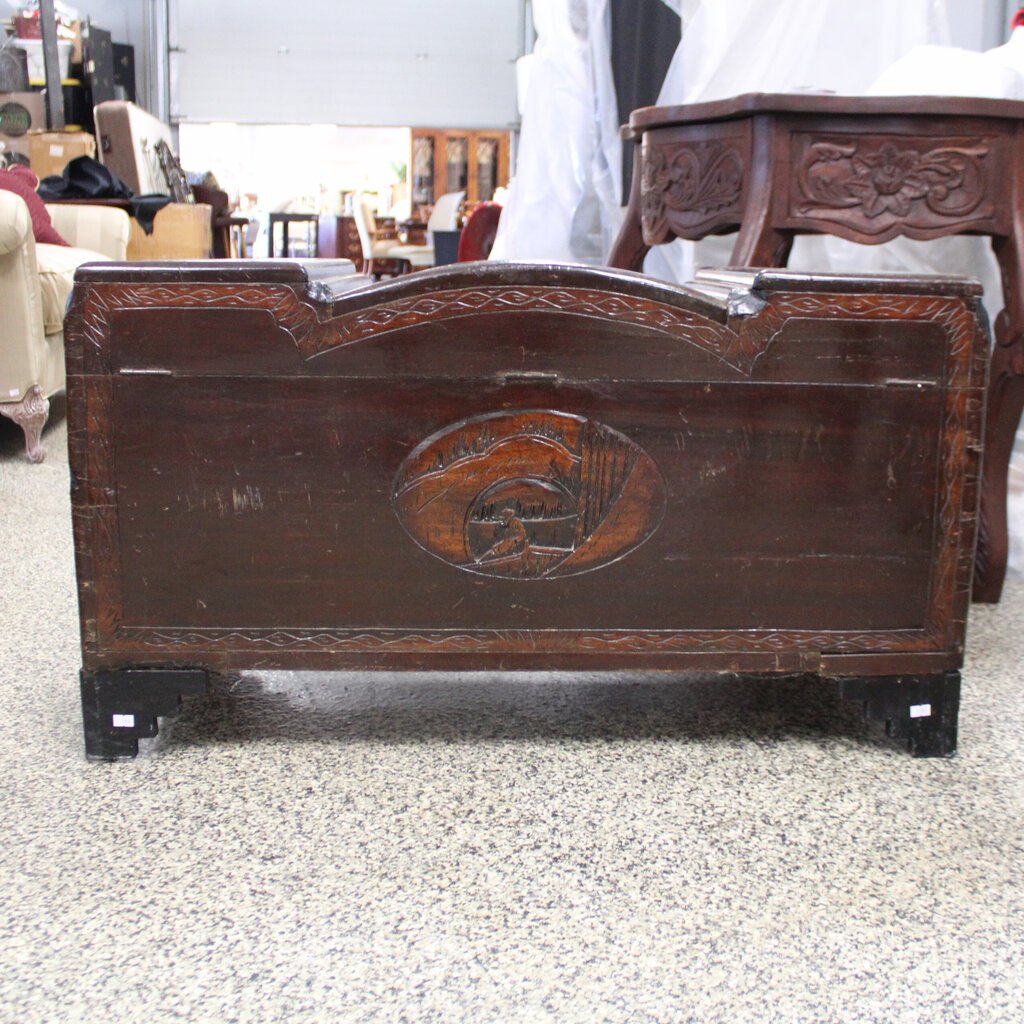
608, 93, 1024, 603
267, 211, 319, 257
66, 260, 987, 759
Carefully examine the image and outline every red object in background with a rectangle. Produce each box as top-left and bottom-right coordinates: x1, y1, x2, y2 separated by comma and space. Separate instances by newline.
0, 165, 70, 246
457, 202, 502, 262
1013, 7, 1024, 31
13, 14, 42, 38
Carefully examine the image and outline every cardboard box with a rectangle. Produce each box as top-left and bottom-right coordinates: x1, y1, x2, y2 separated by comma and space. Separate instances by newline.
0, 91, 46, 159
28, 129, 95, 180
127, 203, 212, 260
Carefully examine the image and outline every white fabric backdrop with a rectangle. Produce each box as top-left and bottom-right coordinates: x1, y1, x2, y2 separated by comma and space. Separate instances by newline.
489, 0, 621, 264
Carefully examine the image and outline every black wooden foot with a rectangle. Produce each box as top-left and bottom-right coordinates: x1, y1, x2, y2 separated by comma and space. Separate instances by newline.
80, 668, 210, 760
836, 671, 961, 757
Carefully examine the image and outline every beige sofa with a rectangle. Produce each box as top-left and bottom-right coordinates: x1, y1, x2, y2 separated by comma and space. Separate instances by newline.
0, 191, 130, 461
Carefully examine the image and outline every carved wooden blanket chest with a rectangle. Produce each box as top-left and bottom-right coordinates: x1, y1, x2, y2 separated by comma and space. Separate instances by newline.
66, 261, 988, 759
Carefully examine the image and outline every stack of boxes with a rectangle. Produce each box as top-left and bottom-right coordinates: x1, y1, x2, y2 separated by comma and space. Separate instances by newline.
1, 8, 109, 179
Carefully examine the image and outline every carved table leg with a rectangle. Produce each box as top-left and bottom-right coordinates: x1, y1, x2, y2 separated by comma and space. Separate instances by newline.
80, 668, 210, 760
836, 671, 960, 757
729, 127, 793, 268
607, 142, 650, 271
974, 340, 1024, 602
730, 220, 793, 268
975, 230, 1024, 602
731, 221, 793, 268
0, 385, 50, 463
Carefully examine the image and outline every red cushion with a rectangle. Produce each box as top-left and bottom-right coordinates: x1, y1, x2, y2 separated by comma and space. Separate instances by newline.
0, 165, 69, 246
458, 202, 502, 262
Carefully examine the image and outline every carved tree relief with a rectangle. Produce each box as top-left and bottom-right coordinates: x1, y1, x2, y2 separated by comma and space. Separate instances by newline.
392, 411, 666, 579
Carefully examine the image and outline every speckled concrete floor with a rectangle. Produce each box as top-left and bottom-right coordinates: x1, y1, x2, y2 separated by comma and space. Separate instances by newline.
1, 404, 1023, 1024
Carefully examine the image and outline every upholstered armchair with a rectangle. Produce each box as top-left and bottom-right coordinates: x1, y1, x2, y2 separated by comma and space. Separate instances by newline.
0, 190, 130, 461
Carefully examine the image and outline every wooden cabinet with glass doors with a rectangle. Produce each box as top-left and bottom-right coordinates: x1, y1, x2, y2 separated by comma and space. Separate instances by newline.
410, 129, 510, 215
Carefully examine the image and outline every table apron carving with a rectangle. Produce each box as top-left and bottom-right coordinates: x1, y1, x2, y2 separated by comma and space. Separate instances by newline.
641, 126, 750, 242
785, 132, 1004, 240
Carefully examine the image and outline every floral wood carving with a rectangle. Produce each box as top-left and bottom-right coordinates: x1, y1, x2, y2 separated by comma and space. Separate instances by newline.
641, 140, 745, 244
793, 136, 993, 237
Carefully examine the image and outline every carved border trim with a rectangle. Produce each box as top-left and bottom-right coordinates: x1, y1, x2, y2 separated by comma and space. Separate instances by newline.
113, 625, 933, 654
302, 285, 746, 367
76, 283, 318, 371
77, 281, 764, 374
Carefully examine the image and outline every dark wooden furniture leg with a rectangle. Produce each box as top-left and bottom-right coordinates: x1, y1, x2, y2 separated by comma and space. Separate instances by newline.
80, 668, 210, 760
730, 215, 793, 268
837, 672, 961, 758
607, 143, 650, 271
730, 126, 793, 268
977, 341, 1024, 601
976, 229, 1024, 601
0, 385, 49, 463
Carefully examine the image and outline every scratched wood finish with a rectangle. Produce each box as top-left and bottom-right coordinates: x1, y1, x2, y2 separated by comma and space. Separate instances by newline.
66, 261, 987, 683
607, 92, 1024, 604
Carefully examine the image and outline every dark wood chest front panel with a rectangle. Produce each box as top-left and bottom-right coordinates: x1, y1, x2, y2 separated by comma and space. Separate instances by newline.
67, 262, 986, 675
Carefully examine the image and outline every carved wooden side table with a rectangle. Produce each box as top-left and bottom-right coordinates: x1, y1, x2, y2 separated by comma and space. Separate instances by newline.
66, 260, 987, 759
608, 93, 1024, 602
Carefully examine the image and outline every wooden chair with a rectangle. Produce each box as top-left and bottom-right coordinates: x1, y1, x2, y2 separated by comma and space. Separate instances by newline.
352, 193, 402, 278
387, 190, 466, 270
192, 183, 249, 258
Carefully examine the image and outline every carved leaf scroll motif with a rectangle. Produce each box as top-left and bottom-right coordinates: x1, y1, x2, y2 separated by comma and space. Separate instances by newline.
641, 140, 745, 243
392, 411, 666, 580
795, 138, 991, 235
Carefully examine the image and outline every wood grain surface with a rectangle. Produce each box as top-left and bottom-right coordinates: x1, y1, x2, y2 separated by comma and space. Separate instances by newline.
67, 261, 987, 677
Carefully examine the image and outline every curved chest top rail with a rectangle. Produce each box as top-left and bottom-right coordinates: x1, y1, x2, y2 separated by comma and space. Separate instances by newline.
68, 260, 984, 380
72, 258, 983, 315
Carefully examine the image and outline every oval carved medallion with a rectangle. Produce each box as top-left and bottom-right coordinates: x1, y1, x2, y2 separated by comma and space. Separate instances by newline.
392, 410, 666, 579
